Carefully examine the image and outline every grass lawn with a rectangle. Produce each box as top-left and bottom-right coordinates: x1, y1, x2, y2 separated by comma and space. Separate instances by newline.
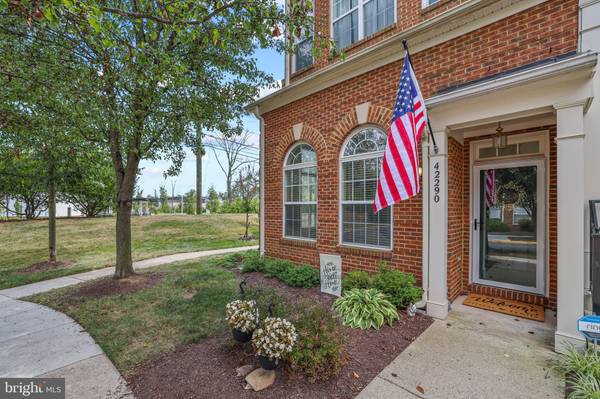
28, 254, 432, 398
0, 214, 257, 289
28, 258, 243, 373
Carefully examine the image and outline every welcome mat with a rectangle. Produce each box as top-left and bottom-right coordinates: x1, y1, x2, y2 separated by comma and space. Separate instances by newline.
463, 293, 545, 322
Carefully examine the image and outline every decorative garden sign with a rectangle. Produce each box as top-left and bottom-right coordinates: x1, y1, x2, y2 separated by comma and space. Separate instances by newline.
320, 254, 342, 297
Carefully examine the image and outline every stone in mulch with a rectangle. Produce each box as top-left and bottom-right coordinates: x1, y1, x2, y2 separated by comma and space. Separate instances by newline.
71, 273, 166, 300
127, 271, 433, 399
19, 260, 74, 273
245, 368, 276, 391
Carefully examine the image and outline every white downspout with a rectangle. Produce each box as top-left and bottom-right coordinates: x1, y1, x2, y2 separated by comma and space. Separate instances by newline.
253, 106, 266, 256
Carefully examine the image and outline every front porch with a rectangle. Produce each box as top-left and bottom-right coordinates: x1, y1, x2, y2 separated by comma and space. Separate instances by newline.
420, 52, 598, 352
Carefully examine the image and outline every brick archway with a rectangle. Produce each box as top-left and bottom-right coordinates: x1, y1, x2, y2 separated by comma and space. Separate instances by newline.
330, 104, 394, 150
273, 123, 331, 164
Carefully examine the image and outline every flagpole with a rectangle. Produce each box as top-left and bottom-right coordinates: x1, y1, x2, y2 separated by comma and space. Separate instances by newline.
402, 40, 439, 154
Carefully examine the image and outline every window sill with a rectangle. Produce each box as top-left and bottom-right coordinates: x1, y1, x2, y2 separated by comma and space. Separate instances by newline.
280, 237, 317, 248
336, 244, 393, 259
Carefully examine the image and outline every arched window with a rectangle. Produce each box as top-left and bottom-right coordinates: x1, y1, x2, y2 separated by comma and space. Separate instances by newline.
284, 143, 317, 240
340, 127, 391, 249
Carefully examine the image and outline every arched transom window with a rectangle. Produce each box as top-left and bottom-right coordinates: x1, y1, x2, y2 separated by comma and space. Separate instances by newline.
340, 127, 391, 249
284, 143, 317, 240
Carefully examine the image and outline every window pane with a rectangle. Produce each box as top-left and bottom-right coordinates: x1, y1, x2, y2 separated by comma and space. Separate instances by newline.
364, 0, 394, 37
287, 144, 316, 165
295, 39, 313, 71
353, 159, 365, 180
365, 158, 378, 179
519, 141, 540, 154
497, 144, 518, 157
341, 203, 391, 248
333, 0, 358, 19
479, 147, 496, 159
342, 161, 353, 182
365, 179, 377, 201
353, 181, 365, 201
333, 10, 358, 48
343, 182, 353, 201
343, 127, 387, 156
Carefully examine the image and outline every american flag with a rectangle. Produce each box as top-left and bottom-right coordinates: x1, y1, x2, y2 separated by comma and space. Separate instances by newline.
374, 54, 428, 213
485, 169, 496, 208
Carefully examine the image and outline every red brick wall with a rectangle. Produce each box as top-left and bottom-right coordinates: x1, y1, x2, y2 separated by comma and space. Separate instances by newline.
292, 0, 468, 81
292, 0, 578, 83
447, 137, 463, 301
460, 127, 558, 308
263, 0, 574, 300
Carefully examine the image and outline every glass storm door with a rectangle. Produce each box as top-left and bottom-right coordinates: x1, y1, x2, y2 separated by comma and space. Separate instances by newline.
472, 159, 545, 294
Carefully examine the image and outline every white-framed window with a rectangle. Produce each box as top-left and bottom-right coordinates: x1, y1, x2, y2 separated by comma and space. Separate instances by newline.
292, 3, 314, 73
332, 0, 395, 49
340, 126, 392, 249
284, 143, 317, 240
421, 0, 438, 8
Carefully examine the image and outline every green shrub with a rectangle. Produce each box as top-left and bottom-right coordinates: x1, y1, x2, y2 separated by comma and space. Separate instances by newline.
342, 270, 372, 292
280, 265, 320, 288
333, 288, 399, 330
240, 250, 266, 273
372, 264, 423, 308
263, 258, 294, 278
518, 218, 535, 232
487, 218, 511, 232
557, 346, 600, 399
211, 253, 243, 269
288, 302, 345, 382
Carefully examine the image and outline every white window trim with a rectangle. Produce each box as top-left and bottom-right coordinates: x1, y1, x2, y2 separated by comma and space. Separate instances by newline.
421, 0, 438, 9
338, 127, 393, 250
283, 142, 318, 241
472, 131, 549, 163
330, 0, 397, 49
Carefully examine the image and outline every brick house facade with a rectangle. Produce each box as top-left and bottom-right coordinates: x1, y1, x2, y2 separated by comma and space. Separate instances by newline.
252, 0, 600, 352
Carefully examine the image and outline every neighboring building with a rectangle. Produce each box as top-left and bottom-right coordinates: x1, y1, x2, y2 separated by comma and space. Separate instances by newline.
251, 0, 600, 352
3, 197, 84, 218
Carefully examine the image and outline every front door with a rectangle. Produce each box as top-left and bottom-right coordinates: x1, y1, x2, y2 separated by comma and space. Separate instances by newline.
472, 159, 545, 294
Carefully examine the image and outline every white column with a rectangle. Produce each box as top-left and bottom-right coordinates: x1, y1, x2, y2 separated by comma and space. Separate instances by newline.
554, 101, 587, 352
426, 131, 449, 319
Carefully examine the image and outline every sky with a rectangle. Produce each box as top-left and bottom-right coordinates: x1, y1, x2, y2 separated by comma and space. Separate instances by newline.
136, 46, 284, 198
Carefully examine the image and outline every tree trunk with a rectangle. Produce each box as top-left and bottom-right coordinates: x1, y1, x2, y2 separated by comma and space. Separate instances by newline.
245, 211, 249, 239
114, 161, 137, 279
226, 176, 232, 203
196, 148, 202, 215
48, 180, 57, 262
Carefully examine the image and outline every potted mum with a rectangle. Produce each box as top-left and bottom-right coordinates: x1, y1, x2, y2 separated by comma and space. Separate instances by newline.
251, 317, 297, 370
225, 300, 258, 343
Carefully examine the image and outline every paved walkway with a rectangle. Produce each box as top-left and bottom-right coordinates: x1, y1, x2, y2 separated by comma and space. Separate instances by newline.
357, 296, 563, 399
0, 245, 257, 398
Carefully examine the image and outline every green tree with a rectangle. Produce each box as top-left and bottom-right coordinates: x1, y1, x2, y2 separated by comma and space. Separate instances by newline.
1, 0, 324, 278
0, 152, 47, 219
183, 189, 196, 215
159, 185, 169, 213
206, 185, 220, 214
232, 165, 259, 240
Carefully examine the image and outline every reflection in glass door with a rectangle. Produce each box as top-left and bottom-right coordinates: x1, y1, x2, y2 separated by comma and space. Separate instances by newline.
473, 160, 545, 294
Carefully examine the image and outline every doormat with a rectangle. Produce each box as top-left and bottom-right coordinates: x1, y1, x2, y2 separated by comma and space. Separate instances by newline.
463, 293, 545, 322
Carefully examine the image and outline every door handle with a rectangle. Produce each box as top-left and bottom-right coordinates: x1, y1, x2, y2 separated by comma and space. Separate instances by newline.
474, 218, 479, 231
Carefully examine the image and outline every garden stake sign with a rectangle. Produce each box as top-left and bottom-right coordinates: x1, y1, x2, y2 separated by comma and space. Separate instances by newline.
320, 254, 342, 297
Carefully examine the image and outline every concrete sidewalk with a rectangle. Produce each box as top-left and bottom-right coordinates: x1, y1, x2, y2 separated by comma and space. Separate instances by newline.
0, 245, 258, 299
357, 296, 563, 399
0, 245, 257, 398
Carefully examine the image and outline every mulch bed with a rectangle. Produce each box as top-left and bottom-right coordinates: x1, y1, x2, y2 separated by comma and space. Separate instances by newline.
19, 260, 74, 273
71, 273, 166, 300
127, 271, 433, 399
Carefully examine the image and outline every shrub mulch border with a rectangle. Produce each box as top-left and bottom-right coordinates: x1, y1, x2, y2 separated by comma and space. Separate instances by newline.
127, 270, 433, 399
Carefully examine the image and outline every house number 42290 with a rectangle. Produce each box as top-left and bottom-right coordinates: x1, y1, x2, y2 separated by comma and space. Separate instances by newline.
433, 162, 440, 203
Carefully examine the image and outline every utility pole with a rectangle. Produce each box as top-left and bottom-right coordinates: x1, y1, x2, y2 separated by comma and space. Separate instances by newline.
170, 179, 176, 214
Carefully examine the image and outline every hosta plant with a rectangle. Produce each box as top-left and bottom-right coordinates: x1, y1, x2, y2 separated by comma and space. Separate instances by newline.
333, 288, 399, 330
225, 300, 258, 333
252, 317, 298, 360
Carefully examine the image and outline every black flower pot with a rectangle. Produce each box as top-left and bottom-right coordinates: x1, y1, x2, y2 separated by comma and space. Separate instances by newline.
232, 328, 252, 343
257, 355, 277, 370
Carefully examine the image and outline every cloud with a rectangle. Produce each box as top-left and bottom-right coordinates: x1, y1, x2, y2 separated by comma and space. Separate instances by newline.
143, 166, 163, 174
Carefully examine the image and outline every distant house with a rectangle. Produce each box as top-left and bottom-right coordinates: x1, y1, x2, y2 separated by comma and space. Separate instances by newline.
3, 197, 86, 218
250, 0, 600, 352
